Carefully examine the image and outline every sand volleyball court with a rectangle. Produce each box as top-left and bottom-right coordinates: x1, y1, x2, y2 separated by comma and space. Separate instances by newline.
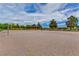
0, 30, 79, 56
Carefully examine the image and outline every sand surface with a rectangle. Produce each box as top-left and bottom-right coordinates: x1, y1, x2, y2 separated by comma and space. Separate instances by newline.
0, 30, 79, 56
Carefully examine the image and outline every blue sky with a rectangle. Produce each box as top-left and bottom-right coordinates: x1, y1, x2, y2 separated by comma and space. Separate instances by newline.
0, 3, 79, 28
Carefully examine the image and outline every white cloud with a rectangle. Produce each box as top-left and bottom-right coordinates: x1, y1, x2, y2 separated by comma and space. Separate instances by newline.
46, 11, 67, 21
68, 10, 79, 18
0, 3, 79, 26
41, 3, 63, 14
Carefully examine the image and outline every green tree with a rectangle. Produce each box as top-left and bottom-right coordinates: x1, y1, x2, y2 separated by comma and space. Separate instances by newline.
26, 25, 31, 30
49, 19, 57, 30
66, 15, 78, 30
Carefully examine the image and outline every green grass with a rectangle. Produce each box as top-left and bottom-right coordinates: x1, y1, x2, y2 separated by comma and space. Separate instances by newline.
0, 29, 4, 32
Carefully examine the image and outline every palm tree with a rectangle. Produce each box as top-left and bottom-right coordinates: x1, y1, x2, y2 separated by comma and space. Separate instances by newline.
49, 19, 57, 30
66, 15, 78, 30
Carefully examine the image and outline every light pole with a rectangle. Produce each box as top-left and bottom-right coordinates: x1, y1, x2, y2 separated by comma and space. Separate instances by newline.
7, 23, 9, 36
